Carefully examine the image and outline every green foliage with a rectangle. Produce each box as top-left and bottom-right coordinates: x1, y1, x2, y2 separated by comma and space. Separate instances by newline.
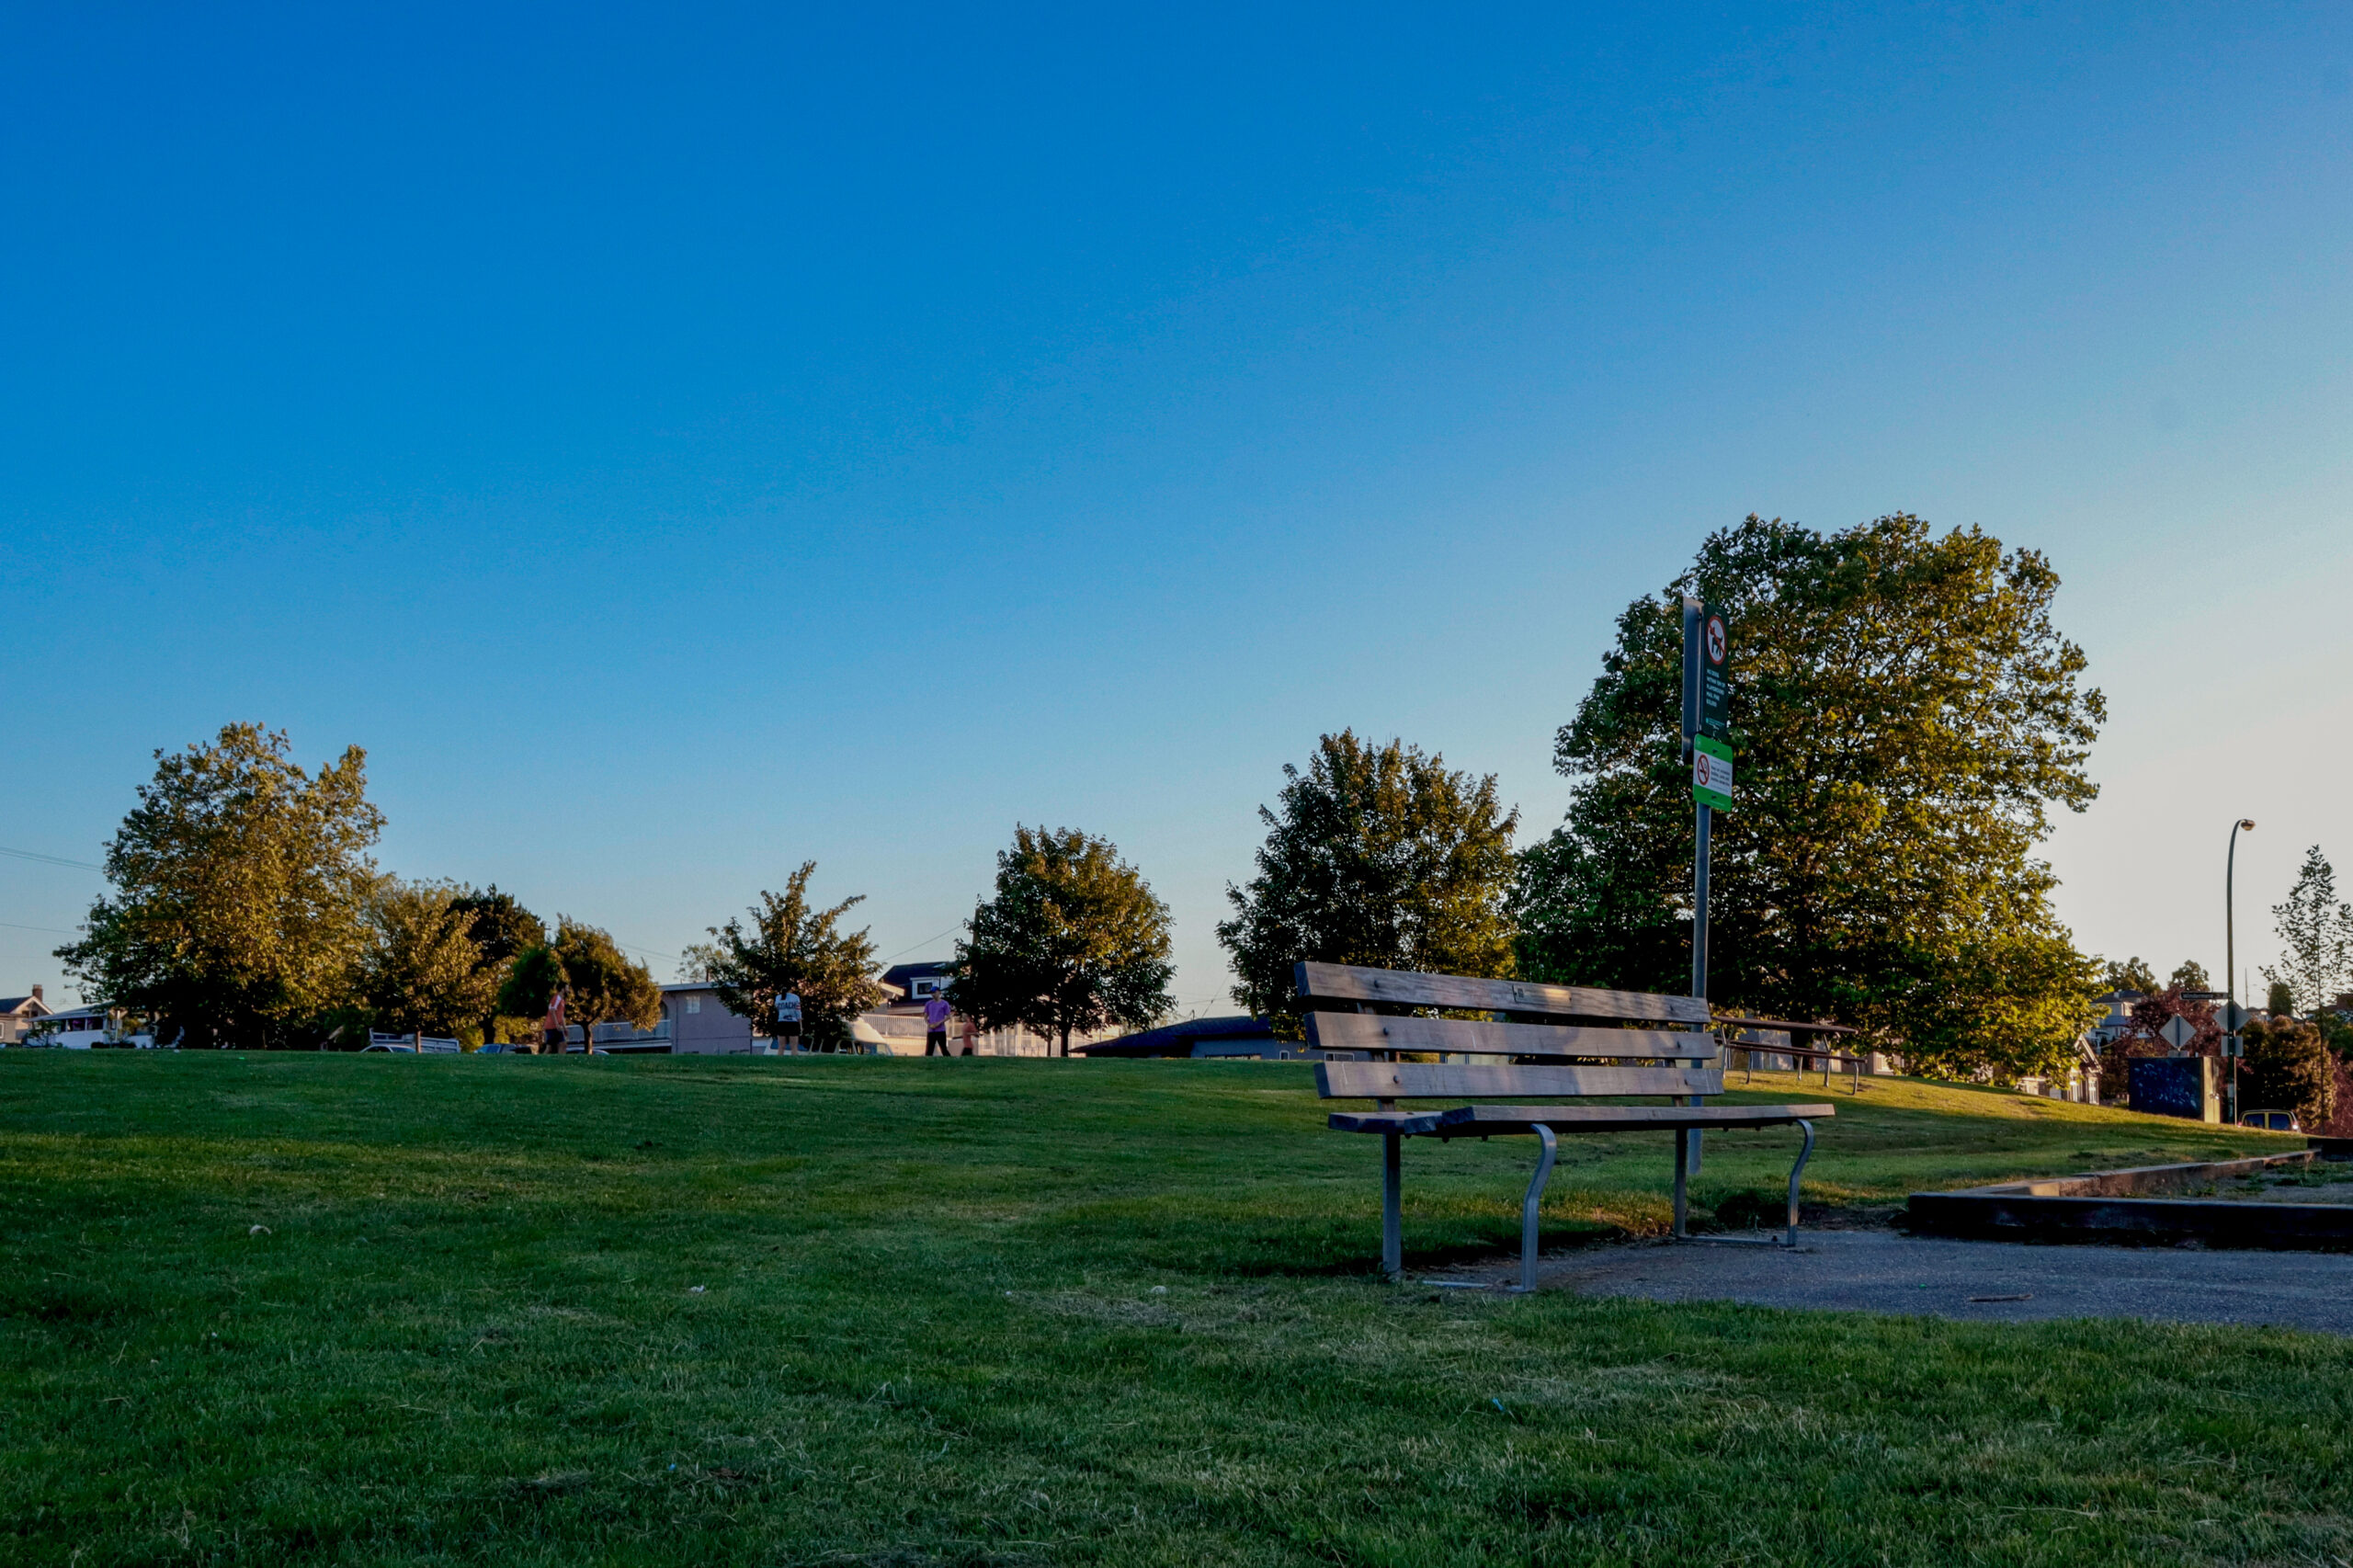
2102, 956, 2160, 994
2268, 980, 2298, 1017
1517, 515, 2106, 1080
1219, 731, 1518, 1029
2240, 1015, 2337, 1130
550, 919, 664, 1046
698, 862, 887, 1051
449, 884, 545, 968
56, 722, 383, 1049
2260, 846, 2353, 1017
951, 826, 1175, 1054
359, 879, 496, 1041
2168, 959, 2211, 993
494, 944, 566, 1025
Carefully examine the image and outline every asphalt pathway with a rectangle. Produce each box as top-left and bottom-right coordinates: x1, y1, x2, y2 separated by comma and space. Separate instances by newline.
1476, 1231, 2353, 1335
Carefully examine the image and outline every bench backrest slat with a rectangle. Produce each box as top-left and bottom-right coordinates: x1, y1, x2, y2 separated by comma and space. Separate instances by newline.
1307, 1012, 1711, 1062
1318, 1061, 1724, 1101
1294, 961, 1710, 1024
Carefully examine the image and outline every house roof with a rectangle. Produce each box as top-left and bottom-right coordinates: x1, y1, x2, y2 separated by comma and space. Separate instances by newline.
1077, 1016, 1279, 1058
0, 995, 50, 1014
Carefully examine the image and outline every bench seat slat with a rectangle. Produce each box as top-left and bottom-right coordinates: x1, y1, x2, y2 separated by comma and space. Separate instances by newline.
1327, 1103, 1836, 1135
1306, 1012, 1710, 1061
1295, 961, 1711, 1024
1317, 1061, 1723, 1101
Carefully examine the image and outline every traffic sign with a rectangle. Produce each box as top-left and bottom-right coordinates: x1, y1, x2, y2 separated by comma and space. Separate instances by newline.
2222, 1033, 2243, 1059
1692, 736, 1734, 810
2220, 1002, 2251, 1032
2158, 1016, 2196, 1051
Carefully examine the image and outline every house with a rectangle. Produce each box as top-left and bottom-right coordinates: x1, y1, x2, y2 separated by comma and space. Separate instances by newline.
657, 981, 764, 1054
23, 1002, 154, 1049
2086, 989, 2146, 1049
0, 986, 51, 1043
879, 961, 955, 1003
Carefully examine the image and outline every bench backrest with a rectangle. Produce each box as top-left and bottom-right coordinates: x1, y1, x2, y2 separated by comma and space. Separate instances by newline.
1296, 961, 1719, 1104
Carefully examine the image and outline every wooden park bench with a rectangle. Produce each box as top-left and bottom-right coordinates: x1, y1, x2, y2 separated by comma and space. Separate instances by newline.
1299, 961, 1833, 1289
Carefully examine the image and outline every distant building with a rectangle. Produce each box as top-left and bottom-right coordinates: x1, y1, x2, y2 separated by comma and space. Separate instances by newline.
0, 986, 51, 1043
2086, 989, 2146, 1049
657, 981, 763, 1054
879, 961, 955, 1003
23, 1002, 153, 1049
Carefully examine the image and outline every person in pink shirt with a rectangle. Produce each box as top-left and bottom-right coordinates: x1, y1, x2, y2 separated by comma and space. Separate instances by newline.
923, 992, 952, 1055
540, 990, 568, 1055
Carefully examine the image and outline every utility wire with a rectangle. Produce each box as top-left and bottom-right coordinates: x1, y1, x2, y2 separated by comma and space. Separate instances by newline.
0, 846, 103, 872
876, 928, 959, 965
0, 919, 76, 935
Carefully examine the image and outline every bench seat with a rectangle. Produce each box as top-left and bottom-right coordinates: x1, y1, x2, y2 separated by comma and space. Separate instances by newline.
1329, 1102, 1837, 1137
1295, 960, 1836, 1285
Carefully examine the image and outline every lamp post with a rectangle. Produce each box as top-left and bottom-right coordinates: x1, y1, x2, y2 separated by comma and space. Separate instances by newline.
2226, 817, 2256, 1123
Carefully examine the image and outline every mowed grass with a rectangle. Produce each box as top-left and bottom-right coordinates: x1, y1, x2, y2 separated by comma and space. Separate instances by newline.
2, 1052, 2347, 1567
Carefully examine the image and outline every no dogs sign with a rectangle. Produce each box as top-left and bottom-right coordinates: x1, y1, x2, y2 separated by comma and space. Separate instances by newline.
1699, 604, 1730, 744
1692, 735, 1734, 810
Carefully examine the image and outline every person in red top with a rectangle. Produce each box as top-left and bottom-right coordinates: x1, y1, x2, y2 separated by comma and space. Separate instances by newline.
923, 993, 952, 1055
541, 991, 568, 1055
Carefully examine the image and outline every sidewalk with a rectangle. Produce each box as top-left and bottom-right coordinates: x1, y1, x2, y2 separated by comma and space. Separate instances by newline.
1475, 1229, 2353, 1335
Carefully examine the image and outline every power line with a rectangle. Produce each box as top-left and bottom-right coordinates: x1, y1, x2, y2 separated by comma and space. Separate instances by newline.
877, 929, 958, 965
0, 919, 76, 935
0, 846, 103, 872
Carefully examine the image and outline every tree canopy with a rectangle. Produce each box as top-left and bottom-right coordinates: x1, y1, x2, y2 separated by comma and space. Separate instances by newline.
547, 920, 663, 1048
58, 722, 383, 1049
951, 827, 1174, 1055
361, 879, 496, 1041
1515, 515, 2107, 1079
1219, 732, 1518, 1031
694, 863, 887, 1051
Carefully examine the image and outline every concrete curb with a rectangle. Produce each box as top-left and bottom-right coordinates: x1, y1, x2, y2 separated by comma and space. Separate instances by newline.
1906, 1151, 2353, 1251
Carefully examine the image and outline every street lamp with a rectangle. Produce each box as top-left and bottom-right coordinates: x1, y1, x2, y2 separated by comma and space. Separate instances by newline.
2226, 817, 2256, 1123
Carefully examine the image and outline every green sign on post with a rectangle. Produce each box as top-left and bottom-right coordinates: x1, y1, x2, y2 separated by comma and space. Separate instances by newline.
1698, 602, 1730, 744
1692, 735, 1734, 810
1691, 603, 1732, 809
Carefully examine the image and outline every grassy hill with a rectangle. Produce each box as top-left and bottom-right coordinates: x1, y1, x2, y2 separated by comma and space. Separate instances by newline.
2, 1051, 2346, 1566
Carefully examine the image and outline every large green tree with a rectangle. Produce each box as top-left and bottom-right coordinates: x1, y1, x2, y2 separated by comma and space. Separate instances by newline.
554, 920, 662, 1051
693, 863, 888, 1051
360, 879, 496, 1044
58, 722, 383, 1049
1516, 515, 2106, 1080
951, 827, 1175, 1056
449, 884, 547, 1043
495, 920, 662, 1052
1218, 731, 1518, 1031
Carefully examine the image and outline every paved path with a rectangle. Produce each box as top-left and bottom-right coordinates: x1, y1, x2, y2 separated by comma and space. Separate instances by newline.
1469, 1231, 2353, 1335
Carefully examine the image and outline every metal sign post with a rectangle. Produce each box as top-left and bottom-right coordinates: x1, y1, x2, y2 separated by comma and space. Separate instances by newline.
1682, 597, 1732, 1175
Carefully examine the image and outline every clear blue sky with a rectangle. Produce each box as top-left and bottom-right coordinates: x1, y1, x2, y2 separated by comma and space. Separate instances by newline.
5, 5, 2351, 1010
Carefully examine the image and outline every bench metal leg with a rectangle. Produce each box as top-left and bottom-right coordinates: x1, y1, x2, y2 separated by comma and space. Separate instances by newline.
1785, 1119, 1816, 1247
1672, 1122, 1690, 1237
1516, 1124, 1558, 1293
1381, 1132, 1403, 1279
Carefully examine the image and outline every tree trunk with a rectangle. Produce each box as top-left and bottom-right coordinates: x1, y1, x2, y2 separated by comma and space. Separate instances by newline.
1058, 1021, 1070, 1058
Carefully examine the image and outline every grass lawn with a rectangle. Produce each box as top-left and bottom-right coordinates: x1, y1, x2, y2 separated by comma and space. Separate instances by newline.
3, 1051, 2347, 1566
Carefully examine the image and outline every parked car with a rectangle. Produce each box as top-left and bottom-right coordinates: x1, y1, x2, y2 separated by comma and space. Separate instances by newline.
2239, 1109, 2302, 1131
